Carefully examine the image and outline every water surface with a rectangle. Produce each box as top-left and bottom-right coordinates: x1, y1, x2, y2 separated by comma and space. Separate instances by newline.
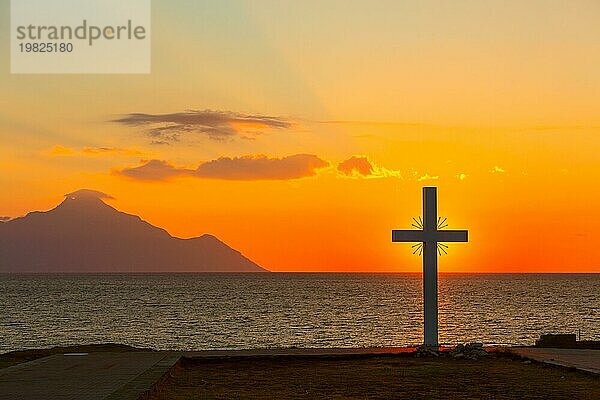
0, 273, 598, 353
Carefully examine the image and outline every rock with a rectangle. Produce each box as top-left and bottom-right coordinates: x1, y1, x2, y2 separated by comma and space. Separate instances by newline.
414, 345, 440, 358
447, 343, 489, 360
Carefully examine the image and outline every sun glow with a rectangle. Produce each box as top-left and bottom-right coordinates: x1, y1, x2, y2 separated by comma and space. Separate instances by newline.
1, 0, 599, 272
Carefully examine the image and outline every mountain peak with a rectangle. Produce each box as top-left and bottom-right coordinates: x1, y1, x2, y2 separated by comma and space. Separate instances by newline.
57, 189, 116, 214
65, 189, 114, 201
0, 190, 266, 273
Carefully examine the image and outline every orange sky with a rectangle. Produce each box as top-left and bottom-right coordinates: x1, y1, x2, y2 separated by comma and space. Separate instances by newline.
0, 1, 599, 272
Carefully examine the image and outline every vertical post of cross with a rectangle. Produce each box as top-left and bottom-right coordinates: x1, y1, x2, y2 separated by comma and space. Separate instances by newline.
423, 187, 438, 348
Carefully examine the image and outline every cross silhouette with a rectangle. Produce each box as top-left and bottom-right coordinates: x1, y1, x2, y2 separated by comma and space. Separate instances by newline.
392, 187, 468, 348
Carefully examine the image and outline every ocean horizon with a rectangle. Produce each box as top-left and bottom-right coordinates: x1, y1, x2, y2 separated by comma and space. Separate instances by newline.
1, 273, 598, 354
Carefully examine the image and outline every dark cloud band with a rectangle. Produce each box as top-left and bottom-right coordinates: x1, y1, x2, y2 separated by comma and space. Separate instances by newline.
113, 110, 294, 141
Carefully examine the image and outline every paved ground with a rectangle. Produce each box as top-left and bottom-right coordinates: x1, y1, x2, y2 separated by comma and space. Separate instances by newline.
509, 347, 600, 374
0, 352, 180, 400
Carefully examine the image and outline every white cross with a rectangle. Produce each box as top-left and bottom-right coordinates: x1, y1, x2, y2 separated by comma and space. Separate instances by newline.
392, 187, 468, 348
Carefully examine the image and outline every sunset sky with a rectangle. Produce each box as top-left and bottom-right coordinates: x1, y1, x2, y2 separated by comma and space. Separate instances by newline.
1, 0, 599, 272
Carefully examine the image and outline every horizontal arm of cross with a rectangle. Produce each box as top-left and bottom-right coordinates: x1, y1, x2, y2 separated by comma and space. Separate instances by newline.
392, 230, 425, 242
392, 229, 468, 243
436, 230, 468, 243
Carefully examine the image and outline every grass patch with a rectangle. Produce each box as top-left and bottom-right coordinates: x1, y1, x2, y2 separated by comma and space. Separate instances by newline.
150, 354, 600, 400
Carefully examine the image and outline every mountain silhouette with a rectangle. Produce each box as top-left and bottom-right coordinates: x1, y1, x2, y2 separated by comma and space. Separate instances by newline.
0, 189, 266, 273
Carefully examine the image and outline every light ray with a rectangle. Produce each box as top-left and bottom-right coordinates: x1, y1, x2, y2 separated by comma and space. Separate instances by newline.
437, 217, 448, 229
437, 243, 448, 255
412, 243, 423, 255
412, 217, 423, 229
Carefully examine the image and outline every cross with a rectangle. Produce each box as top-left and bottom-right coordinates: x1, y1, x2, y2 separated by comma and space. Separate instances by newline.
392, 187, 468, 348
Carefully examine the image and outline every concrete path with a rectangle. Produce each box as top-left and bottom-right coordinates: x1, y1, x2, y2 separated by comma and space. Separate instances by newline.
510, 347, 600, 375
0, 352, 180, 400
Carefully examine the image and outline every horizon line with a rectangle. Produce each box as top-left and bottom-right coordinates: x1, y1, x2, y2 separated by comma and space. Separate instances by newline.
0, 271, 598, 275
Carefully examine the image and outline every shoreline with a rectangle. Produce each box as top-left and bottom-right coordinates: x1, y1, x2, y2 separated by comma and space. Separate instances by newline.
2, 343, 599, 376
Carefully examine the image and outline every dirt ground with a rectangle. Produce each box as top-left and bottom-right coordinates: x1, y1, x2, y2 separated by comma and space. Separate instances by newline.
151, 354, 600, 400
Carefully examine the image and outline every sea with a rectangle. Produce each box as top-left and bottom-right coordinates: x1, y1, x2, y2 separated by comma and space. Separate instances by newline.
0, 273, 598, 353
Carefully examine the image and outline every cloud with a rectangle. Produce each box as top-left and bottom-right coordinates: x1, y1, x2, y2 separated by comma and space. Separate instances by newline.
338, 156, 373, 176
49, 145, 146, 157
113, 110, 294, 142
196, 154, 328, 180
115, 154, 329, 182
457, 173, 468, 180
491, 165, 505, 173
337, 156, 401, 179
50, 145, 75, 156
336, 158, 443, 181
65, 189, 114, 200
0, 216, 11, 222
417, 173, 439, 182
80, 147, 146, 156
116, 160, 192, 181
